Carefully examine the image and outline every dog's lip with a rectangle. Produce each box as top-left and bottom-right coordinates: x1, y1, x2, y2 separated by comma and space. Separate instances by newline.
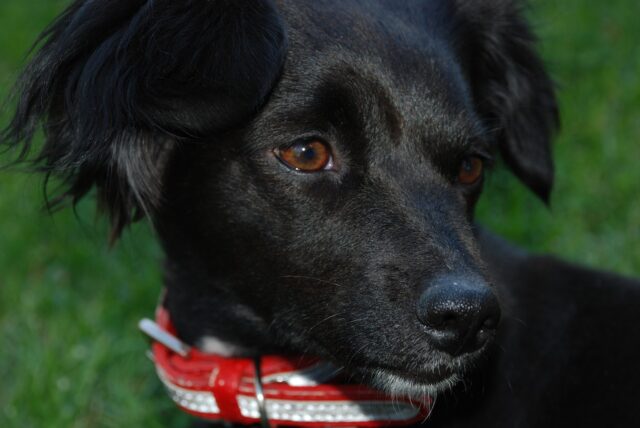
353, 363, 458, 386
357, 365, 463, 399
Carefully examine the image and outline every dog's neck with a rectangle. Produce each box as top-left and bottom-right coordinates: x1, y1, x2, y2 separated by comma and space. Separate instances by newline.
163, 273, 281, 357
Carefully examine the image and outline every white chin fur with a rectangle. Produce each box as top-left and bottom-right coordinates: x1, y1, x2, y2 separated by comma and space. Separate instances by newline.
198, 336, 250, 357
370, 369, 461, 401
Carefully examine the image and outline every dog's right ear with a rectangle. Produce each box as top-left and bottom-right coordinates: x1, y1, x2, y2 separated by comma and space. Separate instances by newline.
453, 0, 559, 203
2, 0, 287, 238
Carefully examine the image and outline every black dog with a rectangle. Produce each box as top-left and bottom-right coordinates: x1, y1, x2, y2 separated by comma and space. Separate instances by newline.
3, 0, 639, 426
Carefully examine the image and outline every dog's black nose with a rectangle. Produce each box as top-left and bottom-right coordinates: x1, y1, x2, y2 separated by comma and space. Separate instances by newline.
416, 274, 500, 356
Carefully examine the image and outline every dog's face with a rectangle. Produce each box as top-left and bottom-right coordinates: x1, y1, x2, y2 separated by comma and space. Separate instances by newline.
3, 0, 557, 398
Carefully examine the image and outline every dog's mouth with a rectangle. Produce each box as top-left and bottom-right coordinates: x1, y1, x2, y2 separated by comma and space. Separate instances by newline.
372, 369, 461, 399
342, 343, 494, 400
348, 364, 462, 400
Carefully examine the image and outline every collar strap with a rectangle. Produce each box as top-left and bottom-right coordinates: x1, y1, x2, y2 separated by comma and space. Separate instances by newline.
140, 305, 431, 427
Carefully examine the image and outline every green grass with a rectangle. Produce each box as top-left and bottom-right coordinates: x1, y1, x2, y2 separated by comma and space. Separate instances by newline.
0, 0, 638, 426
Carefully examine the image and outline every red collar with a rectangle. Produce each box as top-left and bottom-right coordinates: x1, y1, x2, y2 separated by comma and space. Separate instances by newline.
140, 304, 432, 427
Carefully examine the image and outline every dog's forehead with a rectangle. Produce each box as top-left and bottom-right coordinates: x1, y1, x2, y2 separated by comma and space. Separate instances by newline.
277, 0, 455, 45
278, 0, 465, 91
255, 0, 482, 152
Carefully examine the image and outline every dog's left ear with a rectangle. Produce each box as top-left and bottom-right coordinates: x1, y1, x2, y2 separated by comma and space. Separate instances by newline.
454, 0, 559, 202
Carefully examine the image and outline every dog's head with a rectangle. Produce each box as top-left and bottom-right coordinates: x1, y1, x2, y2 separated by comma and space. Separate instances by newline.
3, 0, 557, 398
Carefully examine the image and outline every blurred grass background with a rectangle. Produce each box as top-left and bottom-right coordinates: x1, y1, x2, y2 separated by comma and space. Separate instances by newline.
0, 0, 638, 427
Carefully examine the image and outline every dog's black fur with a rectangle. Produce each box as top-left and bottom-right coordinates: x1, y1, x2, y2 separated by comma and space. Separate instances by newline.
3, 0, 640, 426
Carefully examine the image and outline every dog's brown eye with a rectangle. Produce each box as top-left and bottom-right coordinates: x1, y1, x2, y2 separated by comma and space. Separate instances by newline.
458, 156, 484, 185
276, 140, 332, 172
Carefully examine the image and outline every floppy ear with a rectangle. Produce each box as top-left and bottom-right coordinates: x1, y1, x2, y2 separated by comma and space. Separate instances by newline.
454, 0, 559, 202
2, 0, 287, 238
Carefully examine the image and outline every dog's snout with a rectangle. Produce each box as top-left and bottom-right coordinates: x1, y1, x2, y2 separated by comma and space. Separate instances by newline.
416, 274, 500, 356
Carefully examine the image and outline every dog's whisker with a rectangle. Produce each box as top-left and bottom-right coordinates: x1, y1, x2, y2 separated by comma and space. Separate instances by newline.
304, 313, 341, 334
345, 342, 370, 370
279, 274, 347, 288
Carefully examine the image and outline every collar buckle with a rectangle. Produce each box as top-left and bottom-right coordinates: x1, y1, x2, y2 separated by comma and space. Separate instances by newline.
139, 318, 191, 357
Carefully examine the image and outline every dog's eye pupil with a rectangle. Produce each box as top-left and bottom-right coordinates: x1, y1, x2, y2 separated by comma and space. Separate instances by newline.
302, 147, 316, 161
458, 156, 483, 185
276, 140, 332, 172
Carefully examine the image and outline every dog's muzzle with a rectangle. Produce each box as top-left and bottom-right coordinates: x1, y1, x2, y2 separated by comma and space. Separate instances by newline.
139, 302, 432, 427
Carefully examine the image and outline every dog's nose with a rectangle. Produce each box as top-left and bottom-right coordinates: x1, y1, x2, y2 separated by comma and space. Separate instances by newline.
416, 274, 500, 356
